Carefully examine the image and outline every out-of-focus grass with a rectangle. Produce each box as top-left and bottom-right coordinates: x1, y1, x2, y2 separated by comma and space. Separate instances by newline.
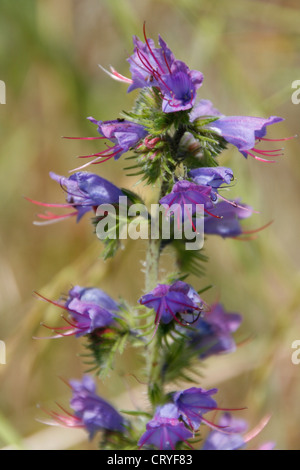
0, 0, 300, 449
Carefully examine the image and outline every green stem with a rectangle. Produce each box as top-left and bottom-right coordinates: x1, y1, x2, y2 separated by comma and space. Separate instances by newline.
144, 125, 188, 407
145, 235, 161, 293
145, 179, 164, 407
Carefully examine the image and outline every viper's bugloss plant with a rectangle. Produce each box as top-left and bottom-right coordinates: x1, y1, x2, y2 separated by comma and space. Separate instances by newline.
31, 23, 288, 450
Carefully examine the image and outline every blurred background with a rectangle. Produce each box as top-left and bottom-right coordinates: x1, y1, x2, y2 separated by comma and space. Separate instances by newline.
0, 0, 300, 450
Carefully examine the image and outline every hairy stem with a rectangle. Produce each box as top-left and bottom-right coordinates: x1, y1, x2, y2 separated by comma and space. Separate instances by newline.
145, 178, 164, 407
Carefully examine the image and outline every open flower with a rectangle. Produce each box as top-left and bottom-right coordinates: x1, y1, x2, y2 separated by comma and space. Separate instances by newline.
173, 387, 218, 431
28, 171, 125, 224
138, 404, 193, 450
139, 280, 204, 325
189, 302, 242, 359
40, 376, 125, 440
202, 413, 275, 451
204, 200, 253, 238
71, 118, 148, 170
202, 413, 248, 450
127, 24, 203, 113
36, 285, 120, 338
159, 180, 216, 230
188, 167, 234, 202
191, 99, 286, 162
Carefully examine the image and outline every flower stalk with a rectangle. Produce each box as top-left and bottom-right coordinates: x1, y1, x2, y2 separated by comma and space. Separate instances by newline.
30, 24, 287, 450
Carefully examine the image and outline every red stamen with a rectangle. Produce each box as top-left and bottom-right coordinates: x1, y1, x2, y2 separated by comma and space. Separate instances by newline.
70, 153, 116, 171
62, 136, 106, 140
259, 135, 296, 142
162, 50, 172, 74
242, 220, 273, 235
246, 151, 276, 163
216, 193, 258, 214
98, 64, 133, 84
244, 415, 271, 443
143, 22, 165, 74
200, 416, 230, 433
253, 148, 283, 157
253, 147, 283, 153
25, 196, 73, 208
165, 300, 187, 327
77, 146, 115, 158
136, 48, 158, 77
33, 291, 69, 311
204, 208, 222, 219
36, 211, 78, 220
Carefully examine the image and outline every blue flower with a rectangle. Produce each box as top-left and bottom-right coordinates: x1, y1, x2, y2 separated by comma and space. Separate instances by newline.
65, 286, 120, 337
35, 286, 119, 338
189, 303, 242, 358
75, 118, 148, 169
39, 376, 125, 440
28, 171, 125, 224
202, 413, 247, 450
190, 99, 285, 162
173, 387, 218, 431
188, 167, 233, 202
159, 180, 215, 219
127, 24, 203, 113
139, 281, 204, 325
204, 200, 253, 238
69, 376, 125, 438
202, 413, 275, 450
138, 404, 193, 450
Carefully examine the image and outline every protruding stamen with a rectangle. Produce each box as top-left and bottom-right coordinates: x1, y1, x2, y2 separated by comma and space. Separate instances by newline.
259, 135, 296, 142
143, 22, 165, 74
25, 197, 73, 208
246, 151, 276, 163
98, 64, 133, 84
62, 136, 106, 140
242, 220, 273, 235
244, 415, 271, 443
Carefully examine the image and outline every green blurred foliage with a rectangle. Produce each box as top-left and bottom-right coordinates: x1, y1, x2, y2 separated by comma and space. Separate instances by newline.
0, 0, 300, 449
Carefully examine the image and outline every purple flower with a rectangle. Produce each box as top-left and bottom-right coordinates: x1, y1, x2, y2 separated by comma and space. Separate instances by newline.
204, 200, 253, 238
159, 180, 215, 224
202, 413, 275, 450
127, 24, 203, 113
138, 404, 193, 450
36, 285, 119, 338
73, 118, 147, 170
29, 171, 125, 224
64, 286, 119, 337
66, 285, 120, 314
139, 280, 204, 325
40, 376, 125, 439
189, 303, 242, 359
69, 376, 125, 438
202, 413, 247, 450
188, 167, 234, 201
173, 387, 218, 431
190, 99, 285, 162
